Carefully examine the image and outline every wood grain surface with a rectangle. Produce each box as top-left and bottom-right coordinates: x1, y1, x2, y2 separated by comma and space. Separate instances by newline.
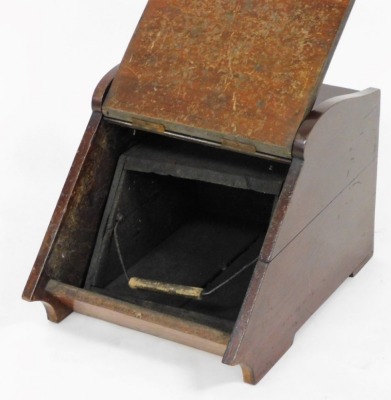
103, 0, 354, 158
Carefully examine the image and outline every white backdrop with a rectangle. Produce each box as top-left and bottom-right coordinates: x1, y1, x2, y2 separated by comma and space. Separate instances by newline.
1, 1, 390, 399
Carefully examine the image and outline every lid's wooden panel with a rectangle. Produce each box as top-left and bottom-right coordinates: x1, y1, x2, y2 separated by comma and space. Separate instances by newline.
103, 0, 354, 159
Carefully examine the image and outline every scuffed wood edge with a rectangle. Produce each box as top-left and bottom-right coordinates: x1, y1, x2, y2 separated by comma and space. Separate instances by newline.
45, 279, 229, 356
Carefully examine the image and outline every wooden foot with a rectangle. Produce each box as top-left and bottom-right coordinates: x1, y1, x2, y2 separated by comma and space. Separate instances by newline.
241, 364, 257, 385
350, 251, 373, 277
42, 299, 72, 323
239, 335, 295, 384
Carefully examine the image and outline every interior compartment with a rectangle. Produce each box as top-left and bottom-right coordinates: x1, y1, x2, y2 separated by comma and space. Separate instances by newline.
84, 136, 289, 332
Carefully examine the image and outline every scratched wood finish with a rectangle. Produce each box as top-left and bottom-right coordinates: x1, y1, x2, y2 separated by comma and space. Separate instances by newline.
22, 68, 129, 317
103, 0, 354, 158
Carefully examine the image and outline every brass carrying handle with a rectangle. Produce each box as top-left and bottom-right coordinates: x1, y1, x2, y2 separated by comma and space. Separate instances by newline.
129, 277, 204, 300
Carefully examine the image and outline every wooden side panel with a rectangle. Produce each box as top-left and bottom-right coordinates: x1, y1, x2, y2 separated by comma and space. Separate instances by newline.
22, 69, 132, 320
223, 89, 380, 383
103, 0, 355, 158
224, 161, 378, 383
22, 117, 133, 304
261, 88, 380, 262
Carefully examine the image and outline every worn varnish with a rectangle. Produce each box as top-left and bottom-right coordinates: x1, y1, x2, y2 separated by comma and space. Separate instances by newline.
103, 0, 354, 158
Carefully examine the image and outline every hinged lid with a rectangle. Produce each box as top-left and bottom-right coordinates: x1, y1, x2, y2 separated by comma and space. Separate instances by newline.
103, 0, 354, 159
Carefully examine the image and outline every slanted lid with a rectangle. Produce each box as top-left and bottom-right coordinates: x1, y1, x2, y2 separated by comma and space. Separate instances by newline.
103, 0, 354, 159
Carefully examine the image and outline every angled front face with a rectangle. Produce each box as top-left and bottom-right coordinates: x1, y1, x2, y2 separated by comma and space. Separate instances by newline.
103, 0, 354, 158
